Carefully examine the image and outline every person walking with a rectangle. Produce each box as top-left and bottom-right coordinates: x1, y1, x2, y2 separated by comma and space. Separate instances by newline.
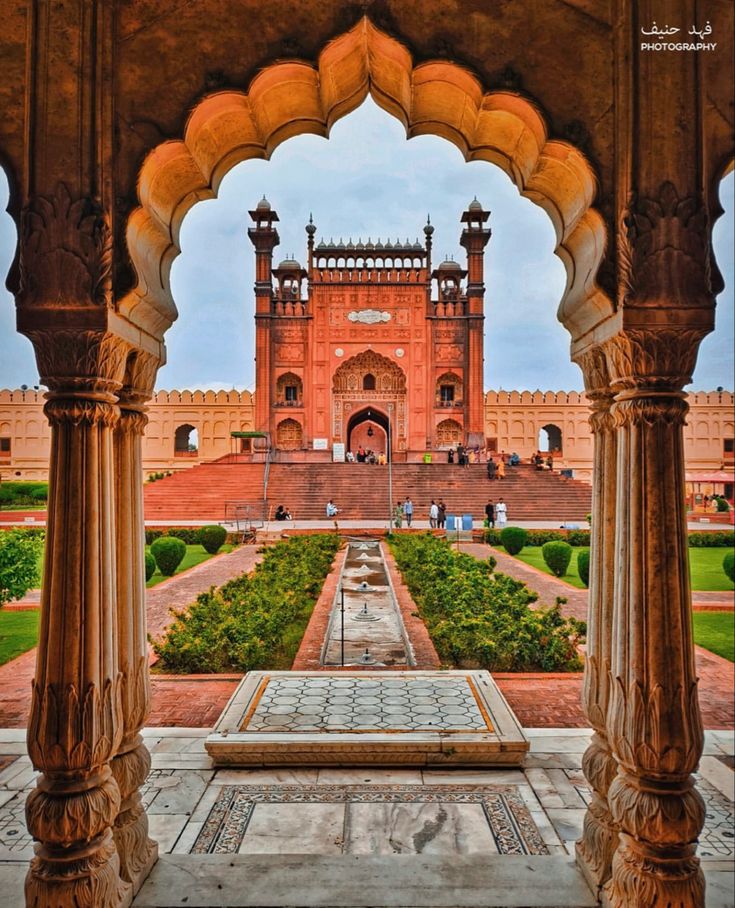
447, 448, 455, 464
393, 501, 403, 528
496, 498, 508, 527
485, 500, 495, 528
437, 499, 447, 529
497, 459, 505, 480
487, 458, 496, 480
403, 497, 414, 527
429, 499, 439, 529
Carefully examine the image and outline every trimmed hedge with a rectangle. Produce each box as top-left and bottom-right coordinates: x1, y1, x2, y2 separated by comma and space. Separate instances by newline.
724, 551, 735, 583
145, 527, 241, 546
389, 533, 585, 672
0, 481, 49, 509
199, 525, 227, 555
486, 528, 735, 549
542, 541, 573, 578
500, 527, 528, 556
144, 551, 157, 582
150, 536, 186, 576
152, 534, 340, 673
577, 550, 590, 587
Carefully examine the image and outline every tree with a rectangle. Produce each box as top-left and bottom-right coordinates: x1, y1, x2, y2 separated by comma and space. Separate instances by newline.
0, 529, 44, 607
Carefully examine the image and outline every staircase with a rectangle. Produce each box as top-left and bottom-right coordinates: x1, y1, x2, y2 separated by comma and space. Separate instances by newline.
144, 461, 591, 523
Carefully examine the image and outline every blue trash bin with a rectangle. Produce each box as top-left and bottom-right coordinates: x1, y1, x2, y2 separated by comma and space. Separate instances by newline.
461, 513, 473, 531
445, 515, 456, 531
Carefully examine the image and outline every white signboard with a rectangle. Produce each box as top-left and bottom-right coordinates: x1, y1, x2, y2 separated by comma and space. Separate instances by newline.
332, 442, 346, 463
312, 438, 328, 450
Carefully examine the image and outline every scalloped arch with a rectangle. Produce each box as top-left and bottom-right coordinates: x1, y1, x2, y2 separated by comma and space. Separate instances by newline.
122, 17, 612, 346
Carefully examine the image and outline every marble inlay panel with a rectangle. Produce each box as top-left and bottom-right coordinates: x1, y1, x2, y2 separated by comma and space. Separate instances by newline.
240, 675, 492, 733
190, 784, 549, 857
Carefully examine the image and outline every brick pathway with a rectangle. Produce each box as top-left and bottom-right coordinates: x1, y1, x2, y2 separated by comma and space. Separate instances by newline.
0, 546, 262, 728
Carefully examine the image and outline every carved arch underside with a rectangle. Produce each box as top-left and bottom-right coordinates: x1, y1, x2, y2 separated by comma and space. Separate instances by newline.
333, 350, 406, 394
125, 17, 611, 344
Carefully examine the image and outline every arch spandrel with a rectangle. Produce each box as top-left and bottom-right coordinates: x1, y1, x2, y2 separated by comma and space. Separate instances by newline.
121, 17, 612, 347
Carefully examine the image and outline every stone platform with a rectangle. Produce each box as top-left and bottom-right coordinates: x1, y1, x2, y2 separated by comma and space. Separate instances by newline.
206, 671, 528, 766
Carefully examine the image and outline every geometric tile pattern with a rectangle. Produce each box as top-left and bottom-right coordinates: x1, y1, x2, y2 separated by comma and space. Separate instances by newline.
698, 778, 735, 858
191, 784, 549, 856
240, 675, 493, 733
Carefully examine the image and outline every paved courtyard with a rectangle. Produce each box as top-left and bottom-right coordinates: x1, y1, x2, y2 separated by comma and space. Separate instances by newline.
0, 727, 732, 906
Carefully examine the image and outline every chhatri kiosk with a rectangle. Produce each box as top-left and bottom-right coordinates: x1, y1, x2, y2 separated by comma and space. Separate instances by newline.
248, 197, 491, 460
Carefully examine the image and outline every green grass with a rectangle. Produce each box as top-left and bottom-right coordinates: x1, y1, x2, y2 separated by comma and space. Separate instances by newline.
688, 548, 735, 592
692, 612, 734, 661
0, 609, 40, 665
511, 546, 735, 592
513, 547, 588, 588
146, 543, 233, 587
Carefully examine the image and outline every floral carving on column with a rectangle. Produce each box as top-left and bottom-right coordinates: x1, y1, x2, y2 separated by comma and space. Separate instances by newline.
601, 328, 708, 908
19, 184, 113, 309
574, 345, 618, 892
618, 182, 714, 308
23, 328, 132, 908
112, 351, 160, 892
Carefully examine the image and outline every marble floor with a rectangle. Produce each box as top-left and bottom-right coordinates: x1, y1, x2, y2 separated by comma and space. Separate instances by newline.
0, 727, 732, 906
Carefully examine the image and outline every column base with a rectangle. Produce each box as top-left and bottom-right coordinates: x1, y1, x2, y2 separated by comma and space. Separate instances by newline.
127, 839, 158, 897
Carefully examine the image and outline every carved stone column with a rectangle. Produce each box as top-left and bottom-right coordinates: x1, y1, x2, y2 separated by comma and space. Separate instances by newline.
575, 347, 619, 893
602, 329, 707, 908
111, 354, 160, 892
23, 331, 132, 908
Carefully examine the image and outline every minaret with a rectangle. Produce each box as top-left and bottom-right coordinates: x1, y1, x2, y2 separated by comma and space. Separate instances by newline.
460, 198, 491, 446
248, 196, 279, 436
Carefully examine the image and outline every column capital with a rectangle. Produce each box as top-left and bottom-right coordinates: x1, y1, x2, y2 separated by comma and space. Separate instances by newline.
602, 326, 709, 395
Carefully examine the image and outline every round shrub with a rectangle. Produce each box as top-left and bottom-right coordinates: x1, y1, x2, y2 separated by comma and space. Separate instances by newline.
577, 549, 590, 587
724, 551, 735, 583
145, 551, 157, 582
198, 524, 227, 554
500, 526, 528, 556
30, 487, 48, 502
542, 540, 573, 578
150, 536, 186, 576
716, 497, 730, 512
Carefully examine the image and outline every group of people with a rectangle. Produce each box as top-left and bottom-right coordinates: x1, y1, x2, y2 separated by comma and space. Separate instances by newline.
533, 451, 555, 471
484, 498, 508, 528
391, 496, 450, 529
346, 447, 387, 465
274, 504, 292, 520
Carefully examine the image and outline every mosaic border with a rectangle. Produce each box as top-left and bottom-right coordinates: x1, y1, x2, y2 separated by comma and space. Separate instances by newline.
191, 784, 549, 856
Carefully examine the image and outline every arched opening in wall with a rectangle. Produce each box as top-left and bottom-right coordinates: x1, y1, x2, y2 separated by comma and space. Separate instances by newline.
276, 418, 303, 450
276, 372, 303, 406
174, 424, 199, 456
362, 373, 376, 391
436, 419, 463, 448
538, 424, 562, 454
436, 372, 463, 408
347, 407, 390, 459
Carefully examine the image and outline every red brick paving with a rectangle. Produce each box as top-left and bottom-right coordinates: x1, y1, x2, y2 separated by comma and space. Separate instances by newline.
292, 546, 348, 670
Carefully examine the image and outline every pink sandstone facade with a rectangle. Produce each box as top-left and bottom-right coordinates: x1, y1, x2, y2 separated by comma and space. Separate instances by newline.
2, 386, 732, 488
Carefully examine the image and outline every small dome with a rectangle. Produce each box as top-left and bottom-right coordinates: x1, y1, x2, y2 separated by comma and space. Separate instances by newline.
437, 258, 461, 271
256, 195, 271, 211
277, 257, 302, 270
305, 215, 316, 235
468, 197, 483, 211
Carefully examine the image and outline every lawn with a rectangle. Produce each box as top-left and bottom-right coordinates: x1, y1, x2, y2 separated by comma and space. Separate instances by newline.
692, 612, 734, 662
0, 609, 40, 666
514, 547, 588, 588
512, 546, 734, 592
146, 543, 233, 587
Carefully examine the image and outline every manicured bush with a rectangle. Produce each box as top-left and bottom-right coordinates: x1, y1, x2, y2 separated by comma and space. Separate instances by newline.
198, 524, 227, 555
689, 531, 735, 547
152, 534, 340, 673
716, 497, 730, 512
167, 528, 201, 545
724, 551, 735, 583
144, 551, 157, 582
30, 487, 48, 502
0, 481, 49, 509
542, 540, 573, 578
150, 536, 186, 576
577, 550, 591, 587
389, 533, 585, 672
145, 529, 163, 545
500, 526, 528, 556
0, 528, 44, 607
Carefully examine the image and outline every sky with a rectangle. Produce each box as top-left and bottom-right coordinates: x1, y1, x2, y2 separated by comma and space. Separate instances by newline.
0, 98, 733, 392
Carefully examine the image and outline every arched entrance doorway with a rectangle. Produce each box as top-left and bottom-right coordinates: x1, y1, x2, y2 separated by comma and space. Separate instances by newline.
347, 407, 390, 458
